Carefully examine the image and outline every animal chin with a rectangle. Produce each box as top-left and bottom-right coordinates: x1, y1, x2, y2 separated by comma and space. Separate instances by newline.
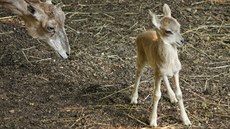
56, 49, 69, 59
175, 41, 183, 47
47, 35, 69, 59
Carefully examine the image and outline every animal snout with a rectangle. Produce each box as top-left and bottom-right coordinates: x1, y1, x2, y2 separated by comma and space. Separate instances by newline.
181, 38, 185, 44
182, 38, 189, 44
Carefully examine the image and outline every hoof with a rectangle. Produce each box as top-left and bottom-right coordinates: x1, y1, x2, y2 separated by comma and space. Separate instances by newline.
183, 119, 192, 126
130, 97, 138, 104
149, 120, 157, 127
170, 97, 178, 103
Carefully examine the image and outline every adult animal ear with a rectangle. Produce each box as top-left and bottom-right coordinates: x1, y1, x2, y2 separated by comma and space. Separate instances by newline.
27, 4, 47, 27
27, 4, 36, 15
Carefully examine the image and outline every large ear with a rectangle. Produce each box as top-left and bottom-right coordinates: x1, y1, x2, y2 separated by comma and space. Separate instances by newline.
27, 5, 36, 15
46, 0, 52, 4
27, 4, 47, 27
163, 4, 171, 17
149, 10, 160, 29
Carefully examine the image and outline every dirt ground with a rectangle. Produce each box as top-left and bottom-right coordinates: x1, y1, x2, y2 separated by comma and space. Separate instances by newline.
0, 0, 229, 128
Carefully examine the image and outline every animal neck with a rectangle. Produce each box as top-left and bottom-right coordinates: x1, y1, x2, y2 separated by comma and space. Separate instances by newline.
153, 29, 178, 65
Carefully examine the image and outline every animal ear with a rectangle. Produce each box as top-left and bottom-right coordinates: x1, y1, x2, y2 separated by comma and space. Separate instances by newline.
46, 0, 52, 4
27, 4, 47, 26
27, 5, 36, 15
163, 4, 171, 17
149, 10, 160, 29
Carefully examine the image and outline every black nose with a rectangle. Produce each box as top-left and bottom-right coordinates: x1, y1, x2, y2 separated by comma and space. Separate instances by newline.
181, 38, 188, 44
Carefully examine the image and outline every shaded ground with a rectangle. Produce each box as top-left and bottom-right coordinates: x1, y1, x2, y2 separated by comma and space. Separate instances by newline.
0, 0, 229, 128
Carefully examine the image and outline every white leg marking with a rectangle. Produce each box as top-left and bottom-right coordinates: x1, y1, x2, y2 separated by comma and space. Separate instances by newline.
173, 72, 191, 125
163, 76, 178, 103
149, 75, 162, 127
131, 68, 143, 104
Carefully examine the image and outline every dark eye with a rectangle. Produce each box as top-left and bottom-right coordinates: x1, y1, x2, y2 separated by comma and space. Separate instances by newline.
165, 30, 173, 34
47, 26, 55, 32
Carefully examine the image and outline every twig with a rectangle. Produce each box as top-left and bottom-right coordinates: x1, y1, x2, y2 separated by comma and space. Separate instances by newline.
191, 1, 206, 6
30, 58, 52, 63
99, 86, 131, 101
187, 44, 212, 59
218, 20, 224, 33
208, 64, 230, 69
21, 49, 31, 65
208, 60, 230, 65
96, 32, 110, 42
99, 78, 153, 101
129, 22, 138, 30
67, 12, 100, 18
182, 24, 230, 35
125, 113, 148, 126
78, 3, 107, 7
107, 55, 126, 62
71, 18, 88, 22
94, 24, 109, 37
181, 77, 229, 108
0, 31, 14, 35
103, 13, 115, 19
204, 72, 228, 92
213, 114, 230, 118
180, 78, 207, 101
0, 16, 16, 20
69, 115, 89, 128
65, 25, 80, 33
124, 12, 139, 15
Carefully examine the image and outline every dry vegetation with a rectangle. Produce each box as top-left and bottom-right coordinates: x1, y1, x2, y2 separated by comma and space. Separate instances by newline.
0, 0, 229, 128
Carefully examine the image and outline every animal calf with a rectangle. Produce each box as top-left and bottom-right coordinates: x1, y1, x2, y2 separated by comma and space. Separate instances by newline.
130, 4, 191, 127
0, 0, 70, 59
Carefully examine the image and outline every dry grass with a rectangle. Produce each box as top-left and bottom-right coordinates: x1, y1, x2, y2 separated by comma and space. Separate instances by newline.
0, 0, 229, 128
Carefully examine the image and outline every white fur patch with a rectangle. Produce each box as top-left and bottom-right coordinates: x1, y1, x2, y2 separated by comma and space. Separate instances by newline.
33, 11, 43, 21
161, 33, 183, 47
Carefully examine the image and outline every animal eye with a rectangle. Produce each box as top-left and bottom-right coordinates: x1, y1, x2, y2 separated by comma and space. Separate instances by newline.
165, 30, 173, 34
47, 26, 55, 32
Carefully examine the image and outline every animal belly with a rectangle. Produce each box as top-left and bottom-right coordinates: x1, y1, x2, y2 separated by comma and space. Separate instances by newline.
159, 59, 181, 77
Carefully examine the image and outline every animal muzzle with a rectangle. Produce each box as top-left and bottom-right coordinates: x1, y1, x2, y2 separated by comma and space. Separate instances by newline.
175, 33, 185, 47
47, 28, 70, 59
180, 37, 185, 44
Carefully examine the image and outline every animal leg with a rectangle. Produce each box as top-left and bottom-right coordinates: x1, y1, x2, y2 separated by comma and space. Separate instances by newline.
149, 74, 162, 127
130, 62, 145, 104
173, 72, 191, 125
163, 76, 178, 103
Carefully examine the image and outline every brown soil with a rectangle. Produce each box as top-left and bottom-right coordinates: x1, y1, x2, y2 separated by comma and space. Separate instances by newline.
0, 0, 229, 128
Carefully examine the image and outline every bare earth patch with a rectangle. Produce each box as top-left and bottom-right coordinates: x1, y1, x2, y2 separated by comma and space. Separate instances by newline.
0, 0, 229, 128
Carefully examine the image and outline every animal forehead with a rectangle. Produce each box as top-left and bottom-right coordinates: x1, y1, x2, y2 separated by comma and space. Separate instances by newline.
39, 3, 64, 19
38, 3, 65, 26
160, 17, 179, 26
47, 19, 57, 25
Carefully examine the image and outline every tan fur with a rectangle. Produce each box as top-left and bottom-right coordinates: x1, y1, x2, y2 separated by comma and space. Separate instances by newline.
136, 30, 181, 77
131, 4, 191, 127
208, 0, 225, 3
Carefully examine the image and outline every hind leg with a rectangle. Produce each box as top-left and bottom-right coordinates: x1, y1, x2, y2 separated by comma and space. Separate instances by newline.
131, 54, 146, 104
131, 62, 145, 104
149, 74, 162, 127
